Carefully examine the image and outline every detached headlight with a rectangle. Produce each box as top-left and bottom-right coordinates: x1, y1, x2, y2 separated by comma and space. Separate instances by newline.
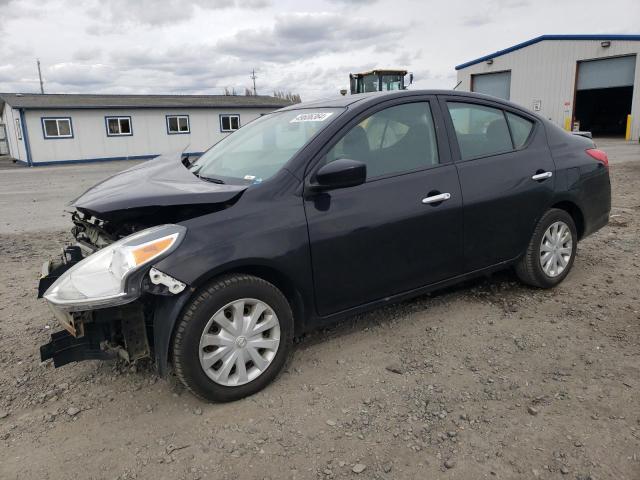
44, 224, 186, 312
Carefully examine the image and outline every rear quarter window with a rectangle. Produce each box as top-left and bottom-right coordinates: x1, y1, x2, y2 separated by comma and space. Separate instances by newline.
447, 102, 513, 160
506, 112, 534, 148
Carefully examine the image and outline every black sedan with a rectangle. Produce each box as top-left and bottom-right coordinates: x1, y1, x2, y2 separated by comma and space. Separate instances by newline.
39, 90, 611, 402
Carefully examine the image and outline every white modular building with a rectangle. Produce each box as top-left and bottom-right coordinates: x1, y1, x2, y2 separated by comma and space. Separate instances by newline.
455, 35, 640, 140
0, 93, 292, 166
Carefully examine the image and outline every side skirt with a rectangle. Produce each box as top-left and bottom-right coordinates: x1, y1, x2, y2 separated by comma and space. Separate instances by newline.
306, 257, 519, 331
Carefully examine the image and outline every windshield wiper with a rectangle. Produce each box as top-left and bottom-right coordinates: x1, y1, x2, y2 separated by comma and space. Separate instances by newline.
197, 174, 225, 184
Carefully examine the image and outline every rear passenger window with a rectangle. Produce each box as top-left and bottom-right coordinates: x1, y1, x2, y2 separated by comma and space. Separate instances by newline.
506, 112, 534, 148
325, 102, 439, 179
447, 102, 513, 160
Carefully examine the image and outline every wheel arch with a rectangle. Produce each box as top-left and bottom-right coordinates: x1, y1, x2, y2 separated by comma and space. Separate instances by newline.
154, 261, 308, 377
550, 200, 585, 239
218, 264, 307, 336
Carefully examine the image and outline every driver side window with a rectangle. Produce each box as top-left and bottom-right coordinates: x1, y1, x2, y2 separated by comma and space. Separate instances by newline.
325, 102, 439, 180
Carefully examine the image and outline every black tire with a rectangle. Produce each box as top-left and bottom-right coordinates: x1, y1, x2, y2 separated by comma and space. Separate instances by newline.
515, 208, 578, 288
172, 274, 293, 402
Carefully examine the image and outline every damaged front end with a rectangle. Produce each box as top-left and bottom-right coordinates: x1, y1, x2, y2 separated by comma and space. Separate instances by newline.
38, 215, 188, 370
39, 303, 148, 367
38, 154, 249, 373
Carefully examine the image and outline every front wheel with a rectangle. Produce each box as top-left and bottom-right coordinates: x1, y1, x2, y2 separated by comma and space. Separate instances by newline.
172, 274, 293, 402
515, 208, 577, 288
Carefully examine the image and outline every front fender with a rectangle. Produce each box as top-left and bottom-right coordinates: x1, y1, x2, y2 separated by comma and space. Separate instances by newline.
151, 256, 314, 376
152, 290, 194, 376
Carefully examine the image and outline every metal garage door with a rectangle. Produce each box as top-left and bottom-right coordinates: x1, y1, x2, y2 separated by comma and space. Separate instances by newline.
471, 71, 511, 100
577, 55, 636, 90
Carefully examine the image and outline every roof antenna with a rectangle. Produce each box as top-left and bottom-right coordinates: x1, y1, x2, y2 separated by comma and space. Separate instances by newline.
452, 80, 462, 91
37, 59, 45, 94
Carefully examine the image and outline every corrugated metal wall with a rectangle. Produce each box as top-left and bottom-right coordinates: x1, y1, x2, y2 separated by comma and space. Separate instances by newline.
23, 107, 273, 164
456, 40, 640, 140
0, 105, 27, 162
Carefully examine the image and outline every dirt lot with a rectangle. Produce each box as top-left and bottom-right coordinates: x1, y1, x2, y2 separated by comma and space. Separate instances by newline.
0, 143, 639, 480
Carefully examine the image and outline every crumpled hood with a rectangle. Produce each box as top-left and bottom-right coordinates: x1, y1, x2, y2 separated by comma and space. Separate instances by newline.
71, 154, 247, 216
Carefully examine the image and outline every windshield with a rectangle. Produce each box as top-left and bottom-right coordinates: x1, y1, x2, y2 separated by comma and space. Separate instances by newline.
381, 74, 403, 91
190, 108, 343, 184
357, 74, 380, 93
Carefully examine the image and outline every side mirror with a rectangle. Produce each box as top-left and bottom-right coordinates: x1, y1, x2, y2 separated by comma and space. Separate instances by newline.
181, 153, 195, 167
312, 158, 366, 191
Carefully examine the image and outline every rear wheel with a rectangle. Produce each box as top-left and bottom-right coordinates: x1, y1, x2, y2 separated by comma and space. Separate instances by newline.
515, 209, 577, 288
172, 274, 293, 402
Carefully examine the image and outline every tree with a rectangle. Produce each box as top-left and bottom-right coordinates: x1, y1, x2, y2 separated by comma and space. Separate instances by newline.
273, 90, 302, 103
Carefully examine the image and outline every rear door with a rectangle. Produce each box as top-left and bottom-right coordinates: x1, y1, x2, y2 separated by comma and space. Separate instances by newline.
304, 96, 463, 316
439, 96, 555, 271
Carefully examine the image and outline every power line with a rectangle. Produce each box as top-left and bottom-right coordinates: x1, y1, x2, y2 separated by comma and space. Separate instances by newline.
250, 69, 257, 96
36, 59, 44, 94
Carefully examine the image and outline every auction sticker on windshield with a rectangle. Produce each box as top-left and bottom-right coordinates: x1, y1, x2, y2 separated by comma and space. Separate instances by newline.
290, 112, 334, 123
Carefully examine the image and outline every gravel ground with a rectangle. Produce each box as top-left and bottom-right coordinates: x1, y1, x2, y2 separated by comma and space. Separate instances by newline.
0, 142, 639, 480
0, 160, 143, 234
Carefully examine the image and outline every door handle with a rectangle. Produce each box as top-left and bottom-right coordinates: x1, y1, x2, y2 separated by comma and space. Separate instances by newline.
422, 192, 451, 204
531, 171, 553, 181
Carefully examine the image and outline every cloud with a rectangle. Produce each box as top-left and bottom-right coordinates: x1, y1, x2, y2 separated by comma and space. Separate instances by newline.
112, 45, 251, 77
326, 0, 379, 4
461, 0, 530, 26
216, 12, 401, 63
238, 0, 271, 6
462, 14, 493, 27
3, 0, 637, 101
46, 63, 113, 87
72, 48, 102, 62
0, 64, 16, 83
395, 49, 423, 67
496, 0, 530, 7
0, 0, 47, 24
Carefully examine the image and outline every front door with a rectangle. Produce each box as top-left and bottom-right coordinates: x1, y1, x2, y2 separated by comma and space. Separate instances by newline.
304, 99, 463, 316
440, 97, 556, 271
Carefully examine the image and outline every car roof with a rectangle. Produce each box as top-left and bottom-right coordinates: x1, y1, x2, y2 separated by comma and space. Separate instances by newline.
280, 90, 522, 110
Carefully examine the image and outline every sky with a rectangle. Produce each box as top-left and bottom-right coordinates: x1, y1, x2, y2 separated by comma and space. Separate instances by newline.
0, 0, 638, 101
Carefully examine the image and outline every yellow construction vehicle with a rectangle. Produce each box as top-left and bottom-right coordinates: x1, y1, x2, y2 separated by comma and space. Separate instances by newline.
348, 69, 413, 94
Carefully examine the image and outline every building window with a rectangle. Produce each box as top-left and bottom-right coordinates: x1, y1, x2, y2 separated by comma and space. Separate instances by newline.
166, 115, 190, 134
15, 118, 22, 140
42, 117, 73, 139
220, 114, 240, 132
106, 116, 132, 136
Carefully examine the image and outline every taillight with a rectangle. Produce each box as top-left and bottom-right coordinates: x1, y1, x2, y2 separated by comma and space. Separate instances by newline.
586, 148, 609, 168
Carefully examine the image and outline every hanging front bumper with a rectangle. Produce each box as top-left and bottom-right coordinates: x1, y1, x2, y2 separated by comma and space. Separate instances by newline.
40, 327, 115, 368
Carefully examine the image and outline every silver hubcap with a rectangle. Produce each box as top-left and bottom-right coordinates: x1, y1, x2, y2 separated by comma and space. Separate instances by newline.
199, 298, 280, 387
540, 221, 573, 278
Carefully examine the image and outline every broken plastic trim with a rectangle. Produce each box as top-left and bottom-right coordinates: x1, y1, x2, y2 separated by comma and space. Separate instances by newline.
40, 328, 115, 368
149, 267, 186, 294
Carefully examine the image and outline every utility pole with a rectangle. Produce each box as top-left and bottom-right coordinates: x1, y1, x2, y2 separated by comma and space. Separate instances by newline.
36, 59, 44, 94
250, 69, 257, 96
